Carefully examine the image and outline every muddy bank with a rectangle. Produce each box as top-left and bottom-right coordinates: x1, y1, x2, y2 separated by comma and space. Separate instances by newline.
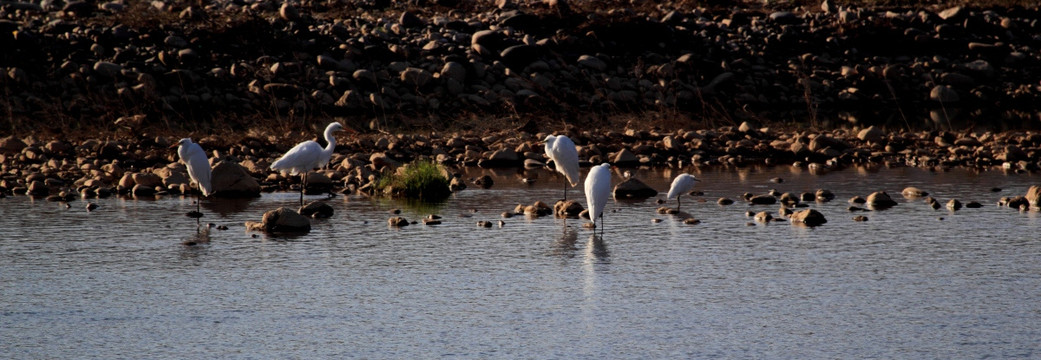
2, 0, 1041, 133
1, 123, 1040, 199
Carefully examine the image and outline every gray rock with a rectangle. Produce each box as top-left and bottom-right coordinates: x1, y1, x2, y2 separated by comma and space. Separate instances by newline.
0, 136, 27, 153
901, 187, 928, 198
937, 6, 964, 21
477, 148, 520, 168
554, 200, 584, 218
279, 3, 300, 21
299, 201, 334, 218
471, 30, 505, 51
577, 55, 607, 71
26, 180, 49, 196
400, 67, 432, 88
131, 184, 155, 196
612, 148, 639, 165
388, 216, 409, 227
500, 45, 539, 71
316, 55, 346, 71
399, 11, 424, 28
748, 194, 776, 205
857, 125, 884, 143
164, 35, 188, 48
211, 160, 261, 197
769, 11, 800, 24
440, 62, 467, 84
1026, 185, 1041, 208
866, 191, 898, 209
304, 172, 333, 194
754, 211, 773, 223
93, 61, 123, 77
930, 85, 959, 103
132, 172, 163, 188
260, 207, 311, 233
613, 178, 658, 199
353, 69, 377, 85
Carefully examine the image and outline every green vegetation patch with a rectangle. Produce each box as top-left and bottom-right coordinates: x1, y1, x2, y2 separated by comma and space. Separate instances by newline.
376, 160, 452, 201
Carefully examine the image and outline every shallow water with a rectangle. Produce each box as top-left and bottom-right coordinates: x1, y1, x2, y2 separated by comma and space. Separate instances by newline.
2, 165, 1041, 358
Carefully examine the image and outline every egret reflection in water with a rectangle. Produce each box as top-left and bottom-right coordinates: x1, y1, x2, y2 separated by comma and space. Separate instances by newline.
585, 234, 609, 263
182, 225, 211, 247
550, 219, 579, 258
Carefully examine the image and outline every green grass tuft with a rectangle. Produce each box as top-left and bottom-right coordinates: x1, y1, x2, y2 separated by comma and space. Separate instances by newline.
376, 160, 452, 201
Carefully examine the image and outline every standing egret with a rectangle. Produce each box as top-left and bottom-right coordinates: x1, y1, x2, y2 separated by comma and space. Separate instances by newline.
666, 173, 700, 212
172, 138, 212, 216
584, 163, 612, 235
270, 122, 344, 205
544, 134, 580, 200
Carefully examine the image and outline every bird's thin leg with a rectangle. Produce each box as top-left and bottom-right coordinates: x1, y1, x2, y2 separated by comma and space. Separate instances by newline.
563, 179, 568, 201
598, 213, 604, 238
677, 197, 682, 212
300, 172, 306, 206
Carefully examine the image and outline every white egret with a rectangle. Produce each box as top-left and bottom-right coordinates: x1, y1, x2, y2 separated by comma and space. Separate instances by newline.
584, 163, 612, 234
543, 134, 580, 200
172, 138, 212, 216
666, 173, 700, 212
270, 122, 344, 204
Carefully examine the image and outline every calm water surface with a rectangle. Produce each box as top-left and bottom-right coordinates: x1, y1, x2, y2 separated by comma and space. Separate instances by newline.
2, 165, 1040, 358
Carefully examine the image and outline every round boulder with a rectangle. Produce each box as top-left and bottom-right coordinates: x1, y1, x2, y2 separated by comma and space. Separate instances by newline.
790, 209, 827, 226
258, 207, 311, 233
866, 191, 898, 209
613, 178, 658, 199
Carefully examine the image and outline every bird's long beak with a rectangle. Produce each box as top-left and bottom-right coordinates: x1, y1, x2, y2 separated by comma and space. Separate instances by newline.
168, 143, 179, 149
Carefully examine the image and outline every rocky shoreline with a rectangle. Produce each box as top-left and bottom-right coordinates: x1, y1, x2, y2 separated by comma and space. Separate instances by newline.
2, 0, 1041, 132
2, 123, 1041, 201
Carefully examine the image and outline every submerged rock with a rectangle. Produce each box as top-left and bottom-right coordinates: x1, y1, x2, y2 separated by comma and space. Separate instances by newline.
388, 216, 409, 227
247, 207, 311, 233
866, 191, 898, 209
754, 211, 773, 223
1026, 185, 1041, 208
790, 209, 827, 226
748, 194, 776, 205
902, 187, 928, 198
299, 201, 334, 218
554, 200, 584, 218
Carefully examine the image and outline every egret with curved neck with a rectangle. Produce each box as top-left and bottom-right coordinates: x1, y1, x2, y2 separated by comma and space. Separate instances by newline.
270, 122, 344, 204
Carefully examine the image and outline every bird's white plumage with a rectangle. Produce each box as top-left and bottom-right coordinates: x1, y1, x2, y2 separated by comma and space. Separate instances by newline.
667, 174, 699, 200
584, 163, 612, 223
176, 138, 212, 196
270, 122, 343, 175
544, 134, 580, 187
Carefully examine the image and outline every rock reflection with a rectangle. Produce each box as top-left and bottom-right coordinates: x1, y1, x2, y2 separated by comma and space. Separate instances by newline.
202, 197, 258, 216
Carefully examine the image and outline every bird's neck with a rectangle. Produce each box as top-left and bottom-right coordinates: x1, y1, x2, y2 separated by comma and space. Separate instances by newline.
323, 127, 338, 154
